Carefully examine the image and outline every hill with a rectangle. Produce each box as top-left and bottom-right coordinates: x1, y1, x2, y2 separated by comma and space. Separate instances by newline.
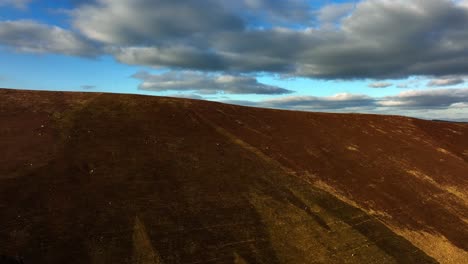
0, 89, 467, 264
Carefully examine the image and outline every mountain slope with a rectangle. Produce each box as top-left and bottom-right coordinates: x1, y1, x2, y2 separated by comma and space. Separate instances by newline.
1, 89, 467, 264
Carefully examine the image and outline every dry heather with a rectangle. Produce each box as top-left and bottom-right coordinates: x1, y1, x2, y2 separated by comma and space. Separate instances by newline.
1, 89, 467, 263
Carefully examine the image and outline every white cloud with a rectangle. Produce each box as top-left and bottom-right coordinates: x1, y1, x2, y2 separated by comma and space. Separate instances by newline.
428, 77, 464, 87
368, 82, 393, 88
450, 102, 468, 108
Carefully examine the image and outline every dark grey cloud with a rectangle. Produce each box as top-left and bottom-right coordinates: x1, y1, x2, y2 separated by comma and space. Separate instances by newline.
368, 82, 392, 88
0, 20, 100, 57
428, 77, 465, 87
111, 42, 291, 72
112, 46, 226, 71
132, 71, 293, 95
73, 0, 245, 45
300, 0, 468, 78
67, 0, 468, 79
2, 0, 468, 81
69, 0, 312, 25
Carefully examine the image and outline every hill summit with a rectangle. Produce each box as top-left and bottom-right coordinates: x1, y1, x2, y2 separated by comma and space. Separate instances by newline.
1, 89, 467, 263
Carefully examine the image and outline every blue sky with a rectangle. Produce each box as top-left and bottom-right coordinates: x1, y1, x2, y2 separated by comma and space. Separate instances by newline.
1, 0, 468, 120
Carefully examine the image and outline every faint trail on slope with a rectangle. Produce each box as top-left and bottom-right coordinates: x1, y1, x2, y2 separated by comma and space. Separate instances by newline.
191, 110, 444, 264
190, 111, 294, 176
132, 216, 163, 264
233, 252, 249, 264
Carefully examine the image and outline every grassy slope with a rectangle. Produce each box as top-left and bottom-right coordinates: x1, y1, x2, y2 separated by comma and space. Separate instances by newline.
1, 89, 467, 263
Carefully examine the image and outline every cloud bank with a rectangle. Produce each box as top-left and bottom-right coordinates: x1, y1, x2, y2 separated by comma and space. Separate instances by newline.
0, 20, 99, 57
132, 71, 293, 95
67, 0, 468, 79
1, 0, 467, 79
227, 88, 468, 118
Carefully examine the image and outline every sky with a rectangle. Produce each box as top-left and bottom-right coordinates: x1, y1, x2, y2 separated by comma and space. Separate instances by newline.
1, 0, 468, 121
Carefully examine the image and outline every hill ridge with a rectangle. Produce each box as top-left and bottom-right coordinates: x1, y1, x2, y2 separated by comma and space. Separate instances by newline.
1, 89, 467, 263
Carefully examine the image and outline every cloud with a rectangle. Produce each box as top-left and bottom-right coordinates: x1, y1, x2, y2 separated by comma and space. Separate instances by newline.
132, 71, 293, 95
0, 0, 32, 9
450, 102, 468, 108
62, 0, 468, 79
294, 0, 468, 78
378, 88, 468, 108
72, 0, 245, 45
111, 43, 291, 72
428, 77, 465, 87
81, 85, 96, 89
226, 88, 468, 117
317, 3, 355, 25
112, 46, 226, 71
396, 78, 424, 89
240, 0, 312, 24
0, 20, 100, 57
2, 0, 468, 81
259, 93, 376, 110
368, 82, 393, 88
166, 94, 204, 100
